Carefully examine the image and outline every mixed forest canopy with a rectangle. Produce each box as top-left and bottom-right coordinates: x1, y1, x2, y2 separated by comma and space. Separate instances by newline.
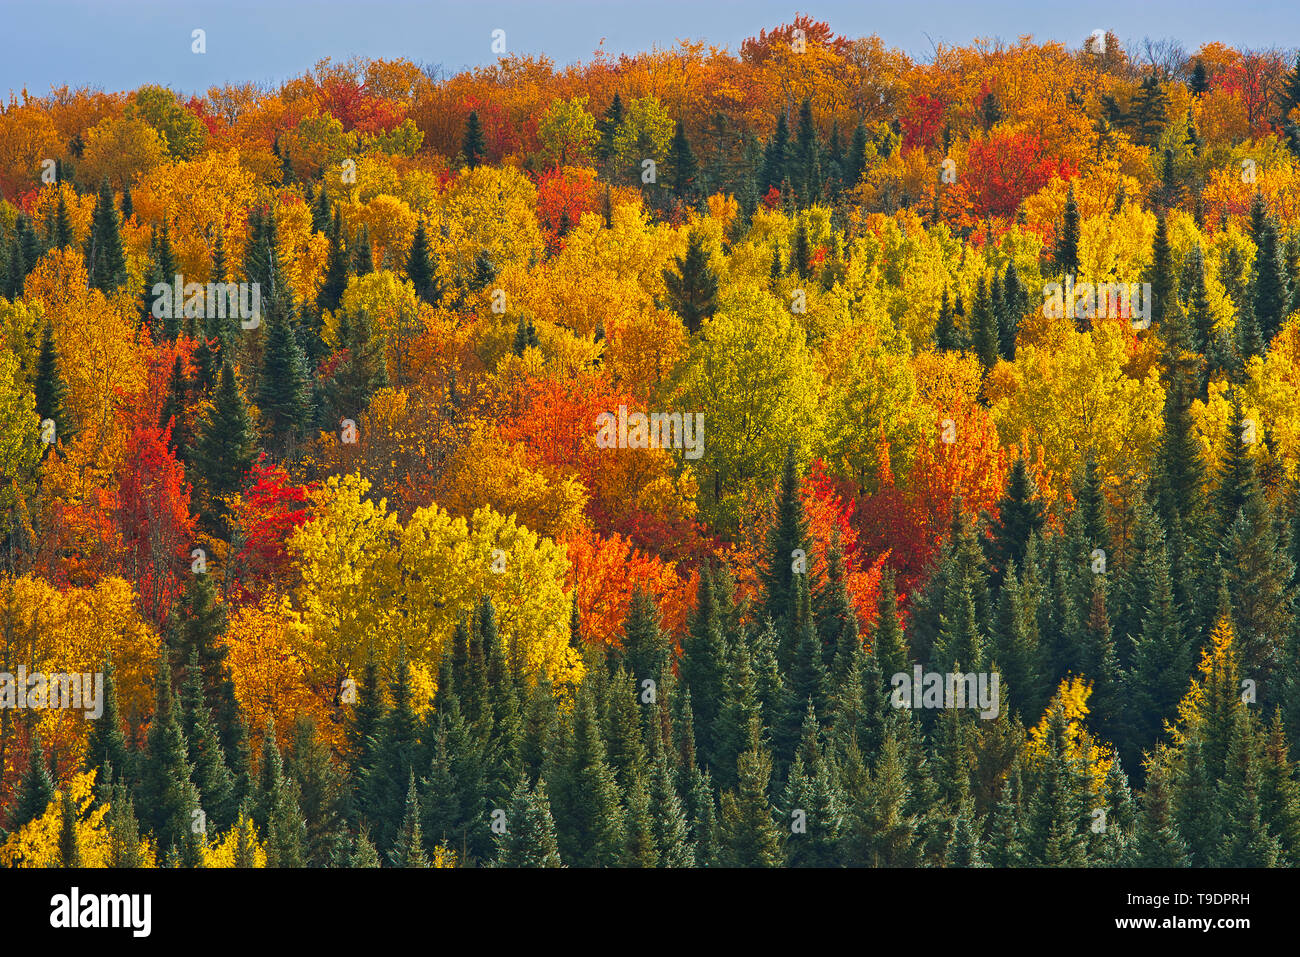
1, 17, 1300, 866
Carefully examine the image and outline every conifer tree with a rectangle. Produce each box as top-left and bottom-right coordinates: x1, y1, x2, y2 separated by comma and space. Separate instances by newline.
190, 363, 257, 537
761, 446, 812, 638
34, 320, 69, 444
388, 772, 430, 867
760, 112, 790, 195
12, 732, 55, 833
717, 718, 784, 867
662, 230, 718, 335
668, 120, 700, 202
495, 776, 563, 867
462, 111, 486, 168
86, 179, 127, 292
1055, 184, 1080, 278
258, 305, 310, 452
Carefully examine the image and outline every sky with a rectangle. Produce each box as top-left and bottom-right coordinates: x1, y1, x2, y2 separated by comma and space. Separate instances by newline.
2, 0, 1299, 98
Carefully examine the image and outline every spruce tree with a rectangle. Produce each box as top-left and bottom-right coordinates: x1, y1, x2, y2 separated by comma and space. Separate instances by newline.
388, 772, 430, 867
1055, 183, 1080, 278
495, 776, 563, 866
12, 732, 56, 833
34, 320, 69, 444
190, 362, 257, 538
462, 111, 487, 169
86, 179, 127, 292
662, 230, 718, 335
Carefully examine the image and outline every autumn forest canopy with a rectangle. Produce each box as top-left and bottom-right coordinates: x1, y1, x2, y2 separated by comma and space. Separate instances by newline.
2, 17, 1300, 870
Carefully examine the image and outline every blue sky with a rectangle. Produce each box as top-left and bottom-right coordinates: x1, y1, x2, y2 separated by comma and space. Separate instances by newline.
2, 0, 1298, 98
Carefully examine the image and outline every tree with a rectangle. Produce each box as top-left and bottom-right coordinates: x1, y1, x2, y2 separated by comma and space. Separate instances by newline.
258, 309, 311, 452
668, 120, 700, 202
190, 363, 257, 538
495, 776, 563, 867
662, 230, 718, 335
983, 457, 1045, 590
1055, 183, 1080, 278
388, 772, 430, 867
717, 720, 784, 867
33, 320, 69, 443
11, 733, 55, 834
85, 180, 127, 292
462, 111, 487, 168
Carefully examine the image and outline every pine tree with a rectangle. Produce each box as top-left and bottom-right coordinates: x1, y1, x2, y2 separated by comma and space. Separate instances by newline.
760, 112, 790, 195
135, 654, 197, 853
34, 320, 69, 444
317, 211, 351, 316
1214, 709, 1281, 865
12, 732, 56, 833
406, 221, 438, 305
555, 684, 626, 866
388, 772, 430, 867
57, 789, 82, 867
86, 179, 127, 292
1252, 213, 1291, 344
1023, 704, 1089, 866
971, 274, 999, 367
495, 776, 563, 867
984, 457, 1045, 589
85, 654, 130, 789
668, 120, 700, 202
353, 225, 374, 275
106, 780, 143, 867
761, 446, 812, 638
1055, 184, 1080, 278
258, 307, 310, 452
462, 111, 487, 168
190, 363, 257, 538
662, 230, 718, 335
846, 121, 868, 188
361, 649, 423, 854
717, 719, 784, 867
181, 649, 237, 831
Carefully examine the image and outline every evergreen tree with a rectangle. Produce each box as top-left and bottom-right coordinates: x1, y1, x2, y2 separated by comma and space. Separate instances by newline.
984, 457, 1046, 589
258, 308, 310, 452
462, 111, 487, 168
662, 230, 718, 335
34, 320, 69, 444
190, 363, 257, 538
1055, 183, 1080, 278
717, 719, 784, 867
760, 112, 790, 195
761, 446, 812, 639
668, 120, 701, 202
388, 772, 430, 867
86, 179, 127, 292
12, 732, 55, 833
57, 789, 82, 867
495, 776, 563, 866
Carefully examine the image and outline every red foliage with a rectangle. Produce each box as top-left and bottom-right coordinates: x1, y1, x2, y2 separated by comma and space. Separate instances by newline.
230, 457, 314, 601
317, 75, 406, 135
561, 525, 694, 646
114, 416, 196, 627
957, 130, 1077, 220
900, 93, 945, 152
740, 16, 851, 63
535, 166, 600, 255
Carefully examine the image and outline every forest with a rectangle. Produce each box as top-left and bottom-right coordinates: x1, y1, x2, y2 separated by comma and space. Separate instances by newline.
1, 17, 1300, 867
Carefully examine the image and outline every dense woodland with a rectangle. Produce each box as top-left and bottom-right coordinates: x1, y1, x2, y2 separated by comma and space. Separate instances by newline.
2, 19, 1300, 866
